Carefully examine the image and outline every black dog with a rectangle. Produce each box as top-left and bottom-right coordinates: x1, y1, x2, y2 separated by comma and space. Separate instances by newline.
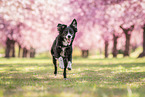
51, 19, 77, 79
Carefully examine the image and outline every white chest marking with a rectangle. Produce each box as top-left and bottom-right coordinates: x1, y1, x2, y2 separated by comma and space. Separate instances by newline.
60, 47, 66, 57
63, 40, 70, 46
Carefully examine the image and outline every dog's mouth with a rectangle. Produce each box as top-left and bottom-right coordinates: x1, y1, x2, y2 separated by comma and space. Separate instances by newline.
67, 38, 71, 43
64, 37, 72, 44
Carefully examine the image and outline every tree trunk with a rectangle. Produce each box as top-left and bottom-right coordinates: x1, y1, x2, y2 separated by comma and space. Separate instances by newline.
112, 34, 118, 58
5, 38, 11, 58
82, 50, 89, 58
120, 25, 134, 57
30, 48, 36, 58
105, 40, 109, 58
138, 25, 145, 58
11, 40, 15, 57
23, 48, 28, 58
18, 45, 21, 57
124, 33, 131, 57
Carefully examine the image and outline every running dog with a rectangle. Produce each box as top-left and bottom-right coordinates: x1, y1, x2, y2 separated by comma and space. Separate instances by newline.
51, 19, 77, 79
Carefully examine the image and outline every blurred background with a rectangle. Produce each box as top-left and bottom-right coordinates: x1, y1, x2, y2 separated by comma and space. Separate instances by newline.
0, 0, 145, 59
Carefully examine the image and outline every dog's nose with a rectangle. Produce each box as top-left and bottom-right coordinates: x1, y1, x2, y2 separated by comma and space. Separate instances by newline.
68, 35, 71, 38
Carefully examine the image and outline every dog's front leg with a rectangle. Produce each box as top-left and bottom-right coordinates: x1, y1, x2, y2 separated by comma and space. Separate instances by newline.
67, 61, 72, 70
67, 47, 72, 70
54, 46, 64, 69
63, 58, 68, 79
58, 57, 64, 69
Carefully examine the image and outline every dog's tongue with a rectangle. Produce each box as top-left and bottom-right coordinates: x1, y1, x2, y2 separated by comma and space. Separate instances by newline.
67, 39, 71, 43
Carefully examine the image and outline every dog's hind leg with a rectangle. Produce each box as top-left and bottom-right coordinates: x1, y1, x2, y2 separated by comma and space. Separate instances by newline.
63, 58, 69, 80
53, 56, 57, 76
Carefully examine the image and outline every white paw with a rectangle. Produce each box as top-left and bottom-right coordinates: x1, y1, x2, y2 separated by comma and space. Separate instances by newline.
64, 78, 68, 80
67, 61, 72, 70
58, 57, 64, 69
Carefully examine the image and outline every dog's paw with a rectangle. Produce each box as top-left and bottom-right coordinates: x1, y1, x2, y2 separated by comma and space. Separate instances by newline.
58, 57, 64, 69
64, 78, 68, 80
54, 72, 57, 76
67, 61, 72, 70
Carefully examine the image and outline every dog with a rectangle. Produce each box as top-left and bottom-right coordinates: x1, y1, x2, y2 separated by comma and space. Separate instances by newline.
51, 19, 77, 79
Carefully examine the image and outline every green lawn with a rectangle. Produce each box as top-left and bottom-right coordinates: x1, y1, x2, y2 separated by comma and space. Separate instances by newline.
0, 57, 145, 97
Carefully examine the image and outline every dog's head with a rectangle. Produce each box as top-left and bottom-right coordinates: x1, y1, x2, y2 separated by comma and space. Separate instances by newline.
57, 19, 77, 46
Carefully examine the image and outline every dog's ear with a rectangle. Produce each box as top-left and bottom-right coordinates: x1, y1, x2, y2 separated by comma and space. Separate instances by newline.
57, 24, 67, 33
70, 19, 77, 32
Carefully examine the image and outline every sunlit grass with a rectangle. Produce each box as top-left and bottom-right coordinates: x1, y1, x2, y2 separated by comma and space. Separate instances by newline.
0, 57, 145, 97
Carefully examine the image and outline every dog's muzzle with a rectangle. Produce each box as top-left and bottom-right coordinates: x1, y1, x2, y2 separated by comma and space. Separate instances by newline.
66, 35, 72, 43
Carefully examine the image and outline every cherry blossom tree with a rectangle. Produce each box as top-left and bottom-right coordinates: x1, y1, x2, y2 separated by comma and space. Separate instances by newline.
69, 0, 111, 57
118, 0, 145, 57
0, 0, 70, 58
0, 0, 144, 58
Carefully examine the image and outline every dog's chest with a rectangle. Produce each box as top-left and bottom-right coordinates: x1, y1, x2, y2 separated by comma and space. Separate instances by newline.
60, 47, 66, 57
63, 41, 70, 46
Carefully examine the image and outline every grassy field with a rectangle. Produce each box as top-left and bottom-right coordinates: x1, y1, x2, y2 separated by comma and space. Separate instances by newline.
0, 57, 145, 97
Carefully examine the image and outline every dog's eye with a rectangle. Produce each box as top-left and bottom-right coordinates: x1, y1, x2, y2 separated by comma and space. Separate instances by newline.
63, 31, 68, 35
65, 31, 68, 34
69, 30, 73, 34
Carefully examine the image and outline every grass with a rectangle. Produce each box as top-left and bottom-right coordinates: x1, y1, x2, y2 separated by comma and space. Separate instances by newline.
0, 57, 145, 97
